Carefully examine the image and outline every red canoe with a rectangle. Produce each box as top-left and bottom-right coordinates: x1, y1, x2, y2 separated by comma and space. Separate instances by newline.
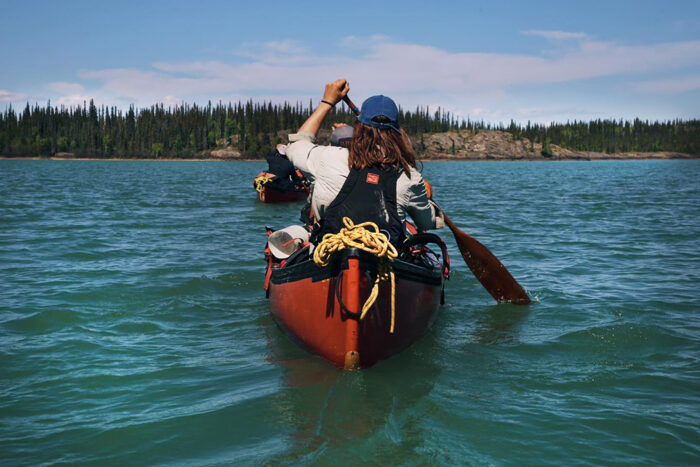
253, 172, 309, 203
257, 184, 308, 203
264, 234, 449, 369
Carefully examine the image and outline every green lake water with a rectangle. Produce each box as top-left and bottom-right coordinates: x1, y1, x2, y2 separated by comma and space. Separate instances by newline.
1, 159, 698, 465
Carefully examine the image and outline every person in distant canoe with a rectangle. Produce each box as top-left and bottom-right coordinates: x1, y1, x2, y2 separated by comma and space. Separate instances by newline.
264, 146, 306, 191
285, 78, 443, 247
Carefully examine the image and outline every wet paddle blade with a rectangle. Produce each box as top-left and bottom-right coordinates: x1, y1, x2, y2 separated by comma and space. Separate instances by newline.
443, 212, 530, 304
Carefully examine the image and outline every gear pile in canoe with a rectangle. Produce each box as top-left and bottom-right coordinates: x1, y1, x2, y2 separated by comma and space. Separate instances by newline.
263, 218, 450, 369
253, 171, 309, 203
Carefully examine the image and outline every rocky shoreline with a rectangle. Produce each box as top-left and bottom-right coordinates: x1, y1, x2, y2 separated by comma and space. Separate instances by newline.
412, 130, 695, 161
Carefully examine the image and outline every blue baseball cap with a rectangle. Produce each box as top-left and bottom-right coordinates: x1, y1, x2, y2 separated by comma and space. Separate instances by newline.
358, 95, 400, 133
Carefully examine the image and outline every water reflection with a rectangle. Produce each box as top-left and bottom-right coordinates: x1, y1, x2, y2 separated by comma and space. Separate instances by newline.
263, 320, 442, 464
473, 304, 530, 345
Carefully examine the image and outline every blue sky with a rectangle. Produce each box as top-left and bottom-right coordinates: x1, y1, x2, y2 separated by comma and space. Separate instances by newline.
1, 0, 699, 123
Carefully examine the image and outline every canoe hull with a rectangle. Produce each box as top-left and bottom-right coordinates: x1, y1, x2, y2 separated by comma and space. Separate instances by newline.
256, 184, 307, 203
268, 250, 443, 369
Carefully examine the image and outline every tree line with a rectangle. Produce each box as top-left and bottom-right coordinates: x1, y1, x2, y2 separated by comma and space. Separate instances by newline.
0, 100, 697, 158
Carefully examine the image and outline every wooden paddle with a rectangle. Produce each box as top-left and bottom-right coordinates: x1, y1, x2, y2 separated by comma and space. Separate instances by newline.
426, 181, 530, 304
343, 94, 530, 304
342, 96, 360, 115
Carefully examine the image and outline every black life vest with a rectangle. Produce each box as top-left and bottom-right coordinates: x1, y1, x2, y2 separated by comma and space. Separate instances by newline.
265, 150, 299, 189
311, 167, 406, 247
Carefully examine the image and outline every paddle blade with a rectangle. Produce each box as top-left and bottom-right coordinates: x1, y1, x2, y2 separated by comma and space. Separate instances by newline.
443, 213, 530, 304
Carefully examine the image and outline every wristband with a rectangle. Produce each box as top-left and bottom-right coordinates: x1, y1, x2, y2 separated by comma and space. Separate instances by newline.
321, 100, 335, 107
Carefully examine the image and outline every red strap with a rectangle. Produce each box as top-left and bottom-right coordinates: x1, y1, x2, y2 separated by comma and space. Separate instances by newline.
264, 255, 273, 292
405, 221, 419, 235
263, 243, 274, 291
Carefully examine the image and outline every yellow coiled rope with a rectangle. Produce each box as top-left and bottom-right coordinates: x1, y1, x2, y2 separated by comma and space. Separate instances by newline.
313, 217, 399, 333
254, 173, 275, 194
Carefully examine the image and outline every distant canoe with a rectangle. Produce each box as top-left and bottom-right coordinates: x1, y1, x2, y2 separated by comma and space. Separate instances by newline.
264, 235, 449, 369
253, 172, 308, 203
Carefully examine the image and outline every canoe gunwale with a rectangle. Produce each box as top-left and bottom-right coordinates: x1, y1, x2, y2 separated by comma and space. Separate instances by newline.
270, 248, 443, 286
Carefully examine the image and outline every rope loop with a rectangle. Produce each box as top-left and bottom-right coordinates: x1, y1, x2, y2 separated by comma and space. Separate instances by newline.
313, 217, 399, 332
254, 173, 275, 194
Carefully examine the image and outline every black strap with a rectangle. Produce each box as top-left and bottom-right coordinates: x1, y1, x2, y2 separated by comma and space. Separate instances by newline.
334, 269, 375, 319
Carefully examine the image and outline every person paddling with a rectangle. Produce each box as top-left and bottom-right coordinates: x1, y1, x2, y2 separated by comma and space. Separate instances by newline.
298, 123, 355, 230
263, 146, 306, 191
285, 78, 443, 247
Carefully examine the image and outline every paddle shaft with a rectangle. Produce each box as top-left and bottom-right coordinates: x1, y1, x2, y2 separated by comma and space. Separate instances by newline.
343, 96, 360, 116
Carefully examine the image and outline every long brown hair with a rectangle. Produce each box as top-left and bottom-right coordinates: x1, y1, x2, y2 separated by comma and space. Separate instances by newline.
348, 122, 417, 177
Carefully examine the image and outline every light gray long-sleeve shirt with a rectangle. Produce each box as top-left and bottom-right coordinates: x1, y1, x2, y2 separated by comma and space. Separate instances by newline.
286, 131, 438, 231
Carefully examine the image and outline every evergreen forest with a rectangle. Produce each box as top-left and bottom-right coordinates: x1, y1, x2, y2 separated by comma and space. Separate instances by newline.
1, 100, 697, 158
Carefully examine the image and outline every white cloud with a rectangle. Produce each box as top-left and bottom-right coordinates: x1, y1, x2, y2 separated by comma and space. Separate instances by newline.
634, 75, 700, 94
521, 30, 588, 40
32, 35, 700, 121
55, 94, 95, 106
235, 40, 315, 65
0, 89, 28, 103
339, 34, 392, 49
48, 82, 85, 94
162, 95, 183, 106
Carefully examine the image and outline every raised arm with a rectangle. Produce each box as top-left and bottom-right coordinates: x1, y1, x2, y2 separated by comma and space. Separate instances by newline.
298, 79, 350, 137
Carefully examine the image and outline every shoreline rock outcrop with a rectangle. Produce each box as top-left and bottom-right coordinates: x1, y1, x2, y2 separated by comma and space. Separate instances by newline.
4, 129, 695, 161
413, 130, 695, 161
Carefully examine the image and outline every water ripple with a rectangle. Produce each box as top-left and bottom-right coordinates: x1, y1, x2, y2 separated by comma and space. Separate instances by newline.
1, 160, 698, 464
